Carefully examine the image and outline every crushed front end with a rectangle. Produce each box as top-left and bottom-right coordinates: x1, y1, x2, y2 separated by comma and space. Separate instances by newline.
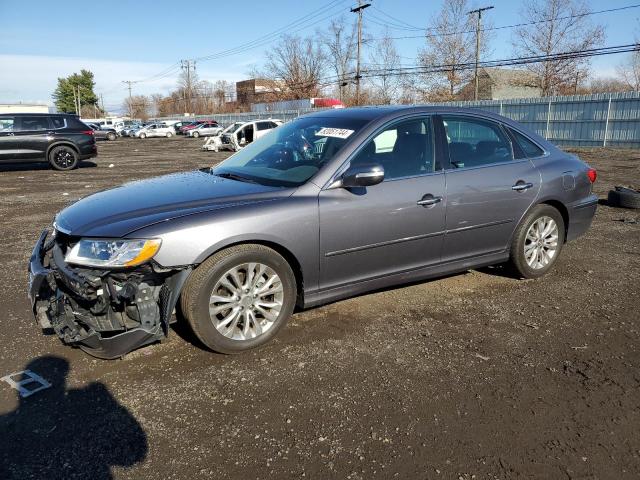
28, 229, 190, 359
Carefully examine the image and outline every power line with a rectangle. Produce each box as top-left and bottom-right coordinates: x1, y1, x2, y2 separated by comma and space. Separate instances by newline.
193, 0, 349, 63
367, 3, 640, 41
358, 44, 640, 79
370, 6, 423, 30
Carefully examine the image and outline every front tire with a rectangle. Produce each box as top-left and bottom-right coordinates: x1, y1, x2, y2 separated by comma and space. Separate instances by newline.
139, 133, 146, 139
166, 132, 173, 138
180, 245, 296, 354
49, 145, 78, 171
192, 131, 200, 138
508, 204, 565, 279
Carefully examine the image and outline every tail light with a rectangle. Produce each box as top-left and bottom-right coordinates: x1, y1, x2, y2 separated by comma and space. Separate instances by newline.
587, 168, 597, 183
81, 130, 95, 137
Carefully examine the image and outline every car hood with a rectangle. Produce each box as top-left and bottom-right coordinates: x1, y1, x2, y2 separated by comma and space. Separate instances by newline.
55, 169, 292, 237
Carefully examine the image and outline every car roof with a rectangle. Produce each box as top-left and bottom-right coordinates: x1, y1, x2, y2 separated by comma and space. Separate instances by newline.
298, 105, 515, 122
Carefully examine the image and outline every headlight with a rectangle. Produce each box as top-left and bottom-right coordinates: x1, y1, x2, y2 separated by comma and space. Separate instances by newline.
65, 238, 161, 268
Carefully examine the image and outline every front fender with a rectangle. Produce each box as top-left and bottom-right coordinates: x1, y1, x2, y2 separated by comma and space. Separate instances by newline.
132, 192, 321, 293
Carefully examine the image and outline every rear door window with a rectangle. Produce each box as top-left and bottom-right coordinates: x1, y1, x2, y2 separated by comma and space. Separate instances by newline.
17, 116, 50, 132
441, 116, 513, 169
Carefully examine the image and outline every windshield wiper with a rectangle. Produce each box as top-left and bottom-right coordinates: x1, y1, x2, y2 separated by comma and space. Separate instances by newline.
214, 172, 260, 184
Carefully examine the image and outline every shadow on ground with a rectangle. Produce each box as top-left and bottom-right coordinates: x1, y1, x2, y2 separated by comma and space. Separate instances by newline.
0, 356, 147, 480
0, 161, 97, 172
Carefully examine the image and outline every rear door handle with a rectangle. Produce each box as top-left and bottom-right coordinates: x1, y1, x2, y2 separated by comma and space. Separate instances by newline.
417, 195, 442, 207
512, 182, 533, 191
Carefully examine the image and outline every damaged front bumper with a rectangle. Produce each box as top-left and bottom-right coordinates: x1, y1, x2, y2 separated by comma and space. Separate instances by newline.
28, 229, 191, 359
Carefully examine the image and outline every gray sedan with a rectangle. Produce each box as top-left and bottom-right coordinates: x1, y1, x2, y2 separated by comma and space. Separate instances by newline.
28, 106, 598, 359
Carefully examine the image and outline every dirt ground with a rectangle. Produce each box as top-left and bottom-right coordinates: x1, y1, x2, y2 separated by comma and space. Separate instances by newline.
0, 136, 638, 479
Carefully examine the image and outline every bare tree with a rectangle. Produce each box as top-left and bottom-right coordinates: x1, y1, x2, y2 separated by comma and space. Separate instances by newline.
177, 66, 199, 114
417, 0, 482, 101
262, 34, 326, 100
588, 76, 633, 93
512, 0, 605, 96
320, 18, 358, 102
122, 95, 151, 120
617, 49, 640, 91
367, 29, 401, 104
211, 80, 234, 111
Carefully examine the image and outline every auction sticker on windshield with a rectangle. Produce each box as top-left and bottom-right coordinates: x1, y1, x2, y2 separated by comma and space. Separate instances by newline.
316, 128, 354, 139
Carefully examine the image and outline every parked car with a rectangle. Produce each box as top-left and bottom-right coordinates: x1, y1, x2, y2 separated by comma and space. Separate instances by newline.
28, 106, 598, 359
216, 119, 282, 152
172, 121, 192, 134
202, 122, 245, 151
134, 123, 174, 138
179, 121, 213, 134
87, 123, 117, 141
187, 121, 222, 138
0, 113, 97, 170
120, 124, 142, 137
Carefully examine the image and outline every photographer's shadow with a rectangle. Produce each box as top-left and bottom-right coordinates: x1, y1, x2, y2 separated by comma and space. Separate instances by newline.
0, 356, 147, 480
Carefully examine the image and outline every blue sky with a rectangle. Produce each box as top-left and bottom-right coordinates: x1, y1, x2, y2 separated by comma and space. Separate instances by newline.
0, 0, 638, 112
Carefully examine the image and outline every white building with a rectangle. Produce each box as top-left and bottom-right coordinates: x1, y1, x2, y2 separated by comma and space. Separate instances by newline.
0, 103, 55, 114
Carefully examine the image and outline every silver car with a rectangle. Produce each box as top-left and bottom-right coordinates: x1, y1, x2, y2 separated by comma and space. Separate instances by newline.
28, 106, 598, 359
187, 123, 223, 138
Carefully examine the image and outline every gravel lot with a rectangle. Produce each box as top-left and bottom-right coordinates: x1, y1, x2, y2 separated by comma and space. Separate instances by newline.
0, 136, 638, 479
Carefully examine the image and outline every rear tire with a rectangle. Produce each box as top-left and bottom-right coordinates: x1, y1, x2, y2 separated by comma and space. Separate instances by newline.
48, 145, 78, 171
166, 132, 173, 138
139, 133, 146, 139
508, 204, 565, 279
107, 132, 116, 141
180, 245, 296, 354
192, 131, 200, 138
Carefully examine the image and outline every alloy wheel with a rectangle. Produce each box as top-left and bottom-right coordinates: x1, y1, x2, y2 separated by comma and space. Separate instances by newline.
524, 216, 559, 269
53, 149, 75, 169
209, 263, 284, 341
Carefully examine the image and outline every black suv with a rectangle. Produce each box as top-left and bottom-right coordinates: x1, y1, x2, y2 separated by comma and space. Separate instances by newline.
0, 113, 97, 170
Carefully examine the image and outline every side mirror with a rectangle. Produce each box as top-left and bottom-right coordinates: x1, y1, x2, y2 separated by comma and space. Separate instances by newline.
340, 163, 385, 188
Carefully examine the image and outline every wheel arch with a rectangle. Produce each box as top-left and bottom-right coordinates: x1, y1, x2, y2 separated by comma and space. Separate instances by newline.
538, 199, 569, 241
190, 239, 305, 309
508, 198, 570, 249
46, 141, 79, 159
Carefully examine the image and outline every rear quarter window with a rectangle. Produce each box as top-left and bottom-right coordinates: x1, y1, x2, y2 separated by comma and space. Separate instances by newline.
50, 117, 66, 129
510, 128, 545, 158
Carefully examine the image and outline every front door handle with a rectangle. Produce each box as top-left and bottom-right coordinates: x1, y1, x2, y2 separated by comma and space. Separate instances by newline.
417, 195, 442, 207
512, 182, 533, 192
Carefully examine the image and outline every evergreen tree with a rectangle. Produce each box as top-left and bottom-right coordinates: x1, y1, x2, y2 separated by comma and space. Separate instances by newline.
52, 70, 99, 114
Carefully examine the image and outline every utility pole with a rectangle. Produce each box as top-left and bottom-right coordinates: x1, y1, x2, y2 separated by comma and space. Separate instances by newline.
76, 85, 82, 116
468, 5, 493, 101
122, 80, 135, 118
100, 94, 105, 116
72, 87, 78, 115
351, 0, 371, 106
181, 60, 196, 114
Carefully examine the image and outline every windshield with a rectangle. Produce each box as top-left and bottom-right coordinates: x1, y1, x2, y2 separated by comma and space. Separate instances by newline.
223, 122, 244, 134
212, 116, 368, 187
